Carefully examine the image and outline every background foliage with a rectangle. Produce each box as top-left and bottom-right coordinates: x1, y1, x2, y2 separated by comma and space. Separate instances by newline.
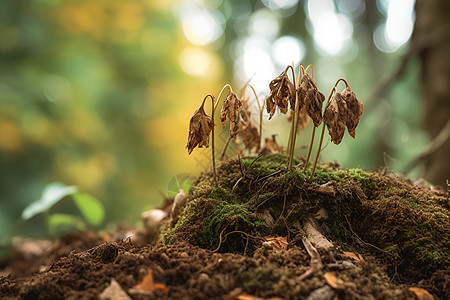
0, 0, 425, 239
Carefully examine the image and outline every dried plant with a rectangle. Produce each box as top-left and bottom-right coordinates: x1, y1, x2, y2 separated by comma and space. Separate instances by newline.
323, 92, 348, 145
186, 101, 214, 154
186, 94, 217, 183
239, 83, 264, 152
266, 66, 296, 120
298, 72, 325, 127
310, 79, 363, 180
220, 91, 242, 138
342, 87, 364, 138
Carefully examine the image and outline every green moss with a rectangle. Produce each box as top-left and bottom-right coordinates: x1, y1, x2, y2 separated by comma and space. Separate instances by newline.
201, 200, 266, 251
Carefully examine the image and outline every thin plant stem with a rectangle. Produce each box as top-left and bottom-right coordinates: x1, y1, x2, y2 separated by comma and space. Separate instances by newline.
241, 83, 264, 149
213, 84, 234, 161
285, 64, 298, 167
214, 84, 233, 111
304, 126, 316, 171
221, 136, 233, 159
303, 65, 316, 171
201, 94, 217, 185
287, 64, 304, 170
309, 78, 348, 181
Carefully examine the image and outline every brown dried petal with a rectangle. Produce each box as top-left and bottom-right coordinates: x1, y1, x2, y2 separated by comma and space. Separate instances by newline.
267, 70, 295, 119
323, 92, 348, 145
238, 122, 260, 152
220, 91, 242, 138
298, 73, 325, 127
186, 105, 213, 154
266, 94, 277, 119
341, 87, 363, 138
259, 135, 283, 155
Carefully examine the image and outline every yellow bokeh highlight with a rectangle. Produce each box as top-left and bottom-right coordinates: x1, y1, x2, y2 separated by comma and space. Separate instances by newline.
0, 120, 23, 152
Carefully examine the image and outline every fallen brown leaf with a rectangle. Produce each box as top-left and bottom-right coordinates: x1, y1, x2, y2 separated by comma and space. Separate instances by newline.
341, 86, 363, 138
408, 287, 435, 300
297, 73, 325, 127
220, 91, 243, 138
342, 251, 364, 262
262, 236, 288, 250
134, 269, 168, 294
324, 272, 345, 290
323, 92, 348, 145
186, 104, 214, 154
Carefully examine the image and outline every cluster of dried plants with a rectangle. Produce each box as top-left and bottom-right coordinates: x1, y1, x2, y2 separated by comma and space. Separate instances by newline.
186, 64, 363, 184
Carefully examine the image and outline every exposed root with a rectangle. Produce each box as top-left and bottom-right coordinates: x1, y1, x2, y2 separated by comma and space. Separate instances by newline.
298, 236, 323, 281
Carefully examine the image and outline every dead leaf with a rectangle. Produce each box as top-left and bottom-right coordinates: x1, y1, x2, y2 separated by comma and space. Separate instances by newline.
297, 73, 325, 127
341, 87, 363, 138
408, 287, 435, 300
266, 67, 295, 119
220, 91, 243, 138
323, 92, 348, 145
262, 236, 288, 250
133, 269, 168, 294
259, 135, 283, 155
99, 278, 131, 300
342, 251, 364, 262
324, 272, 345, 290
186, 104, 214, 154
222, 289, 283, 300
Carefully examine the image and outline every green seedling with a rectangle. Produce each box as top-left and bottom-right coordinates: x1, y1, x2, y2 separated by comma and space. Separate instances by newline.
16, 182, 105, 238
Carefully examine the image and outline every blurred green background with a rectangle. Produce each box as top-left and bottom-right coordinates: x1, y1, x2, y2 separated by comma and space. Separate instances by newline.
0, 0, 425, 239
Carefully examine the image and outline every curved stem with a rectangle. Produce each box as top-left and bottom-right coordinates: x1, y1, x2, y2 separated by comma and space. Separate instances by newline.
287, 64, 305, 169
287, 64, 300, 164
309, 86, 337, 181
214, 84, 233, 111
242, 83, 264, 149
304, 64, 314, 80
303, 65, 316, 171
221, 136, 233, 159
202, 94, 217, 185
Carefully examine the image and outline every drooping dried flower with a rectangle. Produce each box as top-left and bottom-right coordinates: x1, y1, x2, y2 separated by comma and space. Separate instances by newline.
238, 122, 260, 152
186, 105, 214, 154
341, 87, 363, 138
298, 73, 325, 127
220, 91, 242, 138
323, 92, 348, 145
259, 134, 283, 155
266, 68, 295, 119
287, 108, 311, 134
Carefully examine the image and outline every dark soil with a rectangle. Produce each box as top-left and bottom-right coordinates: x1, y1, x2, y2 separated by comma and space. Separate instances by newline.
1, 154, 449, 299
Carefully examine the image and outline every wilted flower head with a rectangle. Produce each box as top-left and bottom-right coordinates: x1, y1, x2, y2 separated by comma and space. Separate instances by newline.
238, 122, 260, 152
266, 68, 295, 120
220, 91, 242, 138
323, 92, 348, 145
341, 87, 363, 138
298, 73, 325, 127
186, 105, 214, 154
287, 108, 311, 135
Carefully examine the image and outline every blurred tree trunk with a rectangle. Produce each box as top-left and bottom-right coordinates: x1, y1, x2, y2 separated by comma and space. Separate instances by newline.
413, 0, 450, 186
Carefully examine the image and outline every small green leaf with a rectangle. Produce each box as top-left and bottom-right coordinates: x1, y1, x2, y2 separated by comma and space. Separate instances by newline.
73, 192, 105, 226
48, 213, 85, 235
22, 182, 78, 220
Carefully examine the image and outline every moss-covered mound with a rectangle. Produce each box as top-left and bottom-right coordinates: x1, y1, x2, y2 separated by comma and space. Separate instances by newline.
162, 154, 449, 297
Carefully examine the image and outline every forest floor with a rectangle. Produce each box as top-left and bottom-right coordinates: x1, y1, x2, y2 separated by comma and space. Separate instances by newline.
0, 154, 449, 299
